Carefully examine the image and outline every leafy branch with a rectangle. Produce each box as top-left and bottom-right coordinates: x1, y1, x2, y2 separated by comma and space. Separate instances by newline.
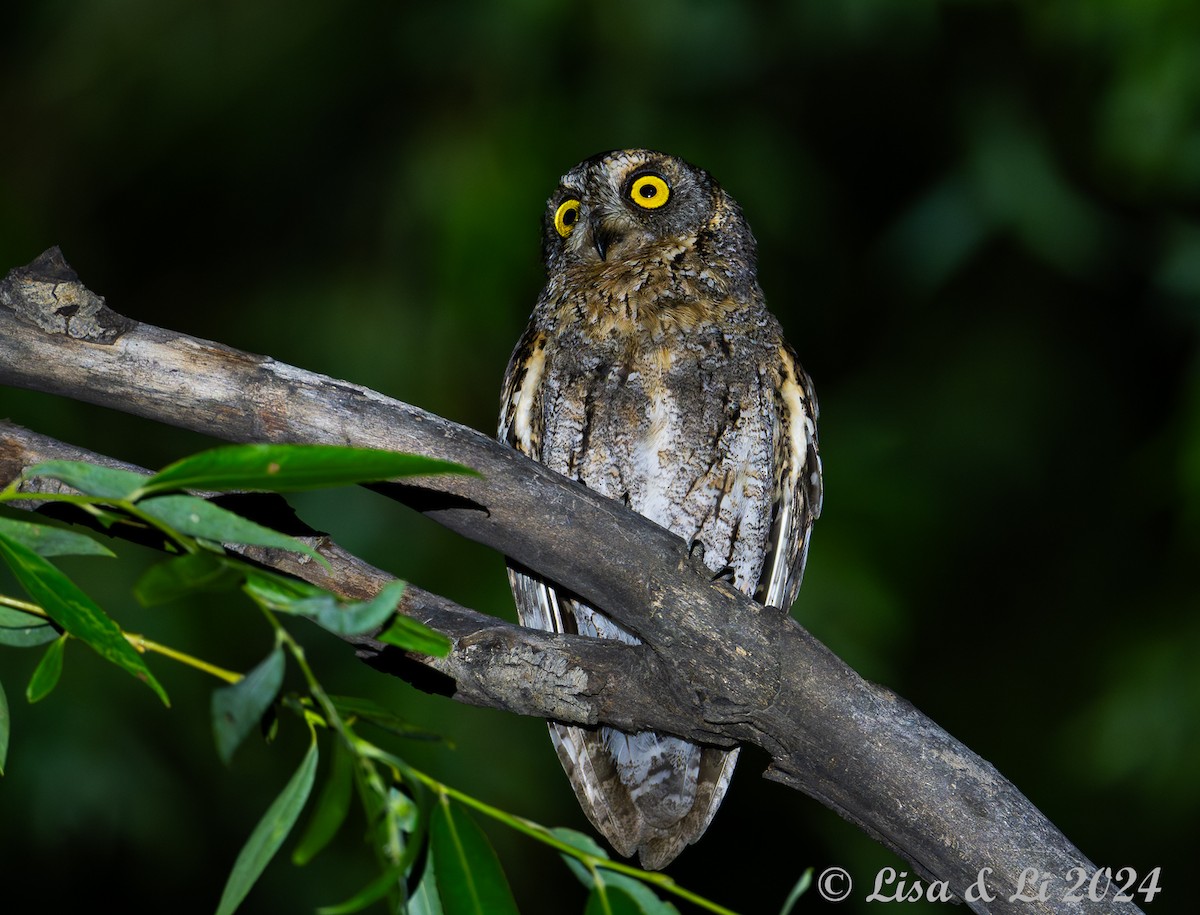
0, 445, 751, 915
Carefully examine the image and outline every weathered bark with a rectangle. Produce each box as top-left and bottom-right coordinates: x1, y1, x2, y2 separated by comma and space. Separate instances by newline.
0, 248, 1141, 913
0, 424, 691, 738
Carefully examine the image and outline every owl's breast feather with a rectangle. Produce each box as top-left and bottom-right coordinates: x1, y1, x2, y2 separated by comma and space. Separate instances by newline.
535, 328, 777, 595
551, 236, 752, 342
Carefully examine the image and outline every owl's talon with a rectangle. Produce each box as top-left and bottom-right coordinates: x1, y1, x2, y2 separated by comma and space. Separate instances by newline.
711, 565, 736, 583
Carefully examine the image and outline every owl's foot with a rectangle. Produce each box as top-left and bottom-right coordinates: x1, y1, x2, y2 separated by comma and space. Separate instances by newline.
710, 564, 736, 583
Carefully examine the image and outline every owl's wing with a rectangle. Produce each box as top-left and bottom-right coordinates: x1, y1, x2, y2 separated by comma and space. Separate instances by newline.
757, 344, 823, 613
503, 561, 737, 870
498, 321, 562, 632
498, 322, 736, 870
499, 322, 547, 457
500, 322, 643, 851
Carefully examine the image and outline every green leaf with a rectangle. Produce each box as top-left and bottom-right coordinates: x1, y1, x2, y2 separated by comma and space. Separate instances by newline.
241, 569, 326, 609
20, 461, 149, 499
345, 745, 432, 880
552, 828, 610, 887
586, 885, 645, 915
83, 505, 132, 530
288, 580, 406, 637
377, 614, 452, 658
0, 678, 9, 775
315, 866, 405, 915
135, 552, 245, 606
0, 516, 115, 558
214, 735, 319, 915
244, 574, 415, 639
778, 869, 812, 915
139, 444, 476, 498
25, 634, 66, 703
552, 829, 679, 915
212, 646, 286, 765
137, 495, 323, 563
0, 605, 60, 647
430, 796, 519, 915
385, 785, 418, 834
328, 695, 443, 741
293, 737, 354, 866
0, 532, 168, 706
407, 856, 445, 915
596, 879, 678, 915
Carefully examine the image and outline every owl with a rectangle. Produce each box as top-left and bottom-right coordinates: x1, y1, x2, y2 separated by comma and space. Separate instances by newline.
499, 149, 822, 869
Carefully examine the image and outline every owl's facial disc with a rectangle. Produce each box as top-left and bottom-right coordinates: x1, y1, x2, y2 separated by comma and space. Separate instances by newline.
546, 150, 717, 270
553, 198, 620, 261
584, 168, 674, 260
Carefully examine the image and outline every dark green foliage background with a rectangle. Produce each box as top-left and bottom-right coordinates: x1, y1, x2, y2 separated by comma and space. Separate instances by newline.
1, 2, 1195, 912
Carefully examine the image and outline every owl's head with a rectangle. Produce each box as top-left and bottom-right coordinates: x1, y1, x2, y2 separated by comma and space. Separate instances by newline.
541, 149, 757, 291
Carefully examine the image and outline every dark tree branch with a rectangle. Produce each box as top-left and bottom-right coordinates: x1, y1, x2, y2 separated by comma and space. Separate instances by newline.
0, 248, 1140, 914
0, 423, 704, 741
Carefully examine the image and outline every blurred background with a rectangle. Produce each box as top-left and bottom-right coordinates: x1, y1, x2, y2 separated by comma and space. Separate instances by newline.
1, 1, 1196, 912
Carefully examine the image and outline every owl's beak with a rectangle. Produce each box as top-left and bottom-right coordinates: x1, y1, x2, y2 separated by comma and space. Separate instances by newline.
589, 217, 622, 262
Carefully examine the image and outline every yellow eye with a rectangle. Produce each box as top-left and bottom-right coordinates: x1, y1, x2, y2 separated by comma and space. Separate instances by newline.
629, 173, 670, 210
554, 198, 581, 237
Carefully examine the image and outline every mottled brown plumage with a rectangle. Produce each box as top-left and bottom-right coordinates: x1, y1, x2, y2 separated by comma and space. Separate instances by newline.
499, 149, 822, 869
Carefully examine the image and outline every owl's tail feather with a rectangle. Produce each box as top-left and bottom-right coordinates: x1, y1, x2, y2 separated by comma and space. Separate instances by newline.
549, 722, 739, 870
